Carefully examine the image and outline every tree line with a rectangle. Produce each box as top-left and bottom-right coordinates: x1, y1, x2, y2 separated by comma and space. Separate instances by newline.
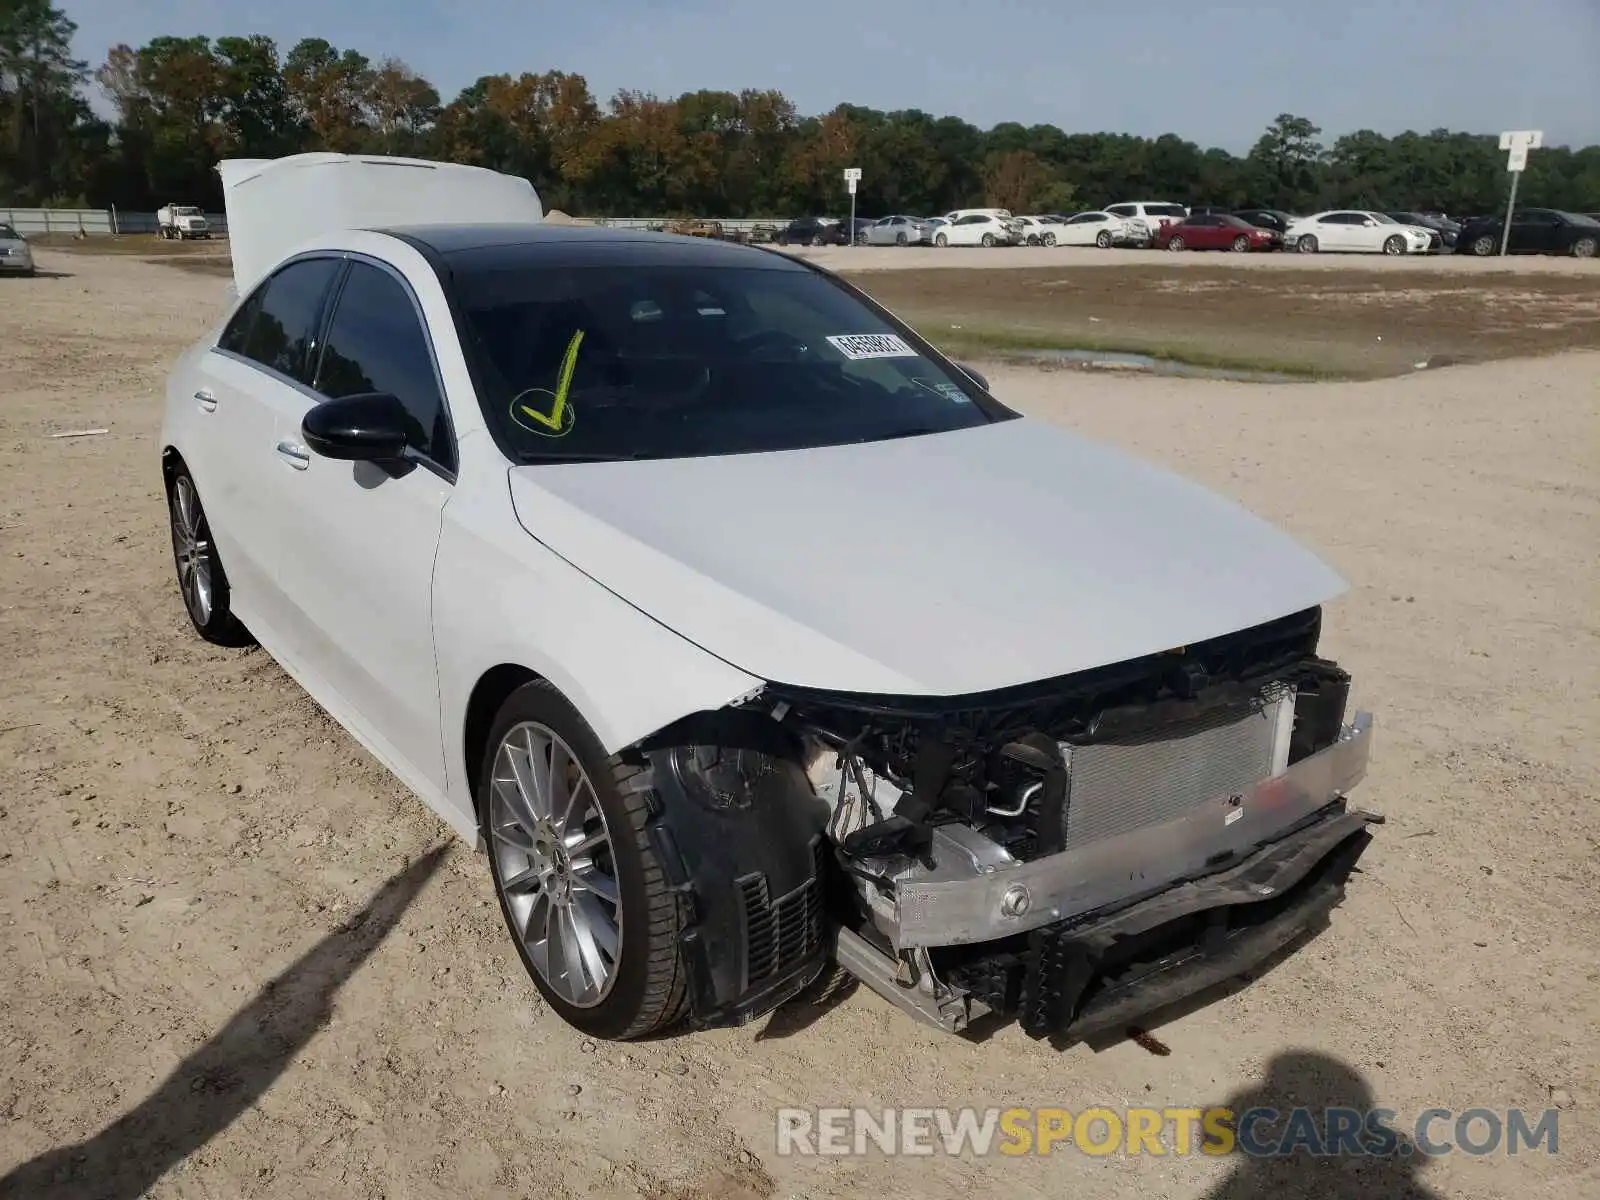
4, 2, 1598, 220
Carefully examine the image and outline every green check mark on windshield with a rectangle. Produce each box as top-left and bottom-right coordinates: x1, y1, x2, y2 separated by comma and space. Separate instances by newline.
517, 329, 586, 432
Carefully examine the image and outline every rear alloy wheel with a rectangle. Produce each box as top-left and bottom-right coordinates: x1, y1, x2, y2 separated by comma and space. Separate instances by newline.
1167, 236, 1186, 252
167, 466, 251, 645
1297, 235, 1319, 253
1230, 235, 1250, 252
1571, 236, 1597, 259
934, 233, 948, 247
895, 232, 907, 246
483, 681, 687, 1039
1095, 230, 1113, 248
1025, 235, 1039, 246
1383, 234, 1406, 256
1471, 235, 1495, 256
981, 233, 996, 247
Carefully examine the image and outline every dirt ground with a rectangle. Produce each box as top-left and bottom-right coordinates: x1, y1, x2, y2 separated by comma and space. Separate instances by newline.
1, 249, 1597, 1200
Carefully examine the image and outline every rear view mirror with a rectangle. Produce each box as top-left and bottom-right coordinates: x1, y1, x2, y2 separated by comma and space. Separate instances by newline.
955, 362, 990, 392
302, 392, 411, 462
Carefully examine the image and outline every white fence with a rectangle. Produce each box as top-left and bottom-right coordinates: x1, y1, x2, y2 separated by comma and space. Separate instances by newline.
2, 207, 807, 237
1, 207, 231, 236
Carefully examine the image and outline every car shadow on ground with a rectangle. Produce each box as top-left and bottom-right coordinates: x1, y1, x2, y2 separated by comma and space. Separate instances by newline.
0, 846, 448, 1200
6, 270, 73, 280
1200, 1050, 1444, 1200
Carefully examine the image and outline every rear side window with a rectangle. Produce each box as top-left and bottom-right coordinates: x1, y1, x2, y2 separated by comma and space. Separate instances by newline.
314, 262, 454, 471
1106, 205, 1134, 217
235, 258, 342, 382
1149, 204, 1188, 217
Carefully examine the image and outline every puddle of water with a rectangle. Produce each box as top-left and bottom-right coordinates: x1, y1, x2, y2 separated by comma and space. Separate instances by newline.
1014, 347, 1308, 383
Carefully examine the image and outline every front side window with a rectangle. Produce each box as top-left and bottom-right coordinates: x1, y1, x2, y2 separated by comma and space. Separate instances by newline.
233, 258, 342, 382
315, 262, 453, 471
451, 261, 1012, 463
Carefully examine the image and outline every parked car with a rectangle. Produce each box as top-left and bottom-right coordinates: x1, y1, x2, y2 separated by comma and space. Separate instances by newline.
1232, 208, 1299, 235
1387, 211, 1458, 249
1156, 214, 1281, 253
1104, 201, 1189, 242
932, 213, 1017, 247
1013, 215, 1061, 246
0, 223, 35, 276
1453, 208, 1599, 257
843, 217, 877, 246
171, 152, 1381, 1046
863, 215, 933, 246
1049, 210, 1140, 248
776, 217, 849, 247
1285, 211, 1433, 255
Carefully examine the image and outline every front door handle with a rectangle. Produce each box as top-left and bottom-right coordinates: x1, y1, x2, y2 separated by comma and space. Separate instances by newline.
194, 389, 217, 413
275, 440, 310, 470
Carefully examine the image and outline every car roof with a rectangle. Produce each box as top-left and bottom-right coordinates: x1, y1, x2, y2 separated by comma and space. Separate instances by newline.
381, 222, 809, 271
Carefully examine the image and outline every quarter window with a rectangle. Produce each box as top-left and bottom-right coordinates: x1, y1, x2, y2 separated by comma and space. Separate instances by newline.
234, 257, 342, 382
314, 262, 454, 471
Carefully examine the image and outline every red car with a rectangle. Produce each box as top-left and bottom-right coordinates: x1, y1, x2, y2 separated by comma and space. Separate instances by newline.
1156, 214, 1281, 252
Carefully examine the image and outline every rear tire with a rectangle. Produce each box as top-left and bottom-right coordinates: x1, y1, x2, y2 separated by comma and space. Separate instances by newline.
894, 232, 907, 246
981, 233, 995, 247
810, 235, 824, 247
166, 464, 251, 646
1095, 230, 1113, 248
1167, 236, 1186, 252
481, 680, 689, 1040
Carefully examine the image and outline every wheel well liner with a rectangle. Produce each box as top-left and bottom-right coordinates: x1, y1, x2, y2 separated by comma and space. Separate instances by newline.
463, 663, 542, 811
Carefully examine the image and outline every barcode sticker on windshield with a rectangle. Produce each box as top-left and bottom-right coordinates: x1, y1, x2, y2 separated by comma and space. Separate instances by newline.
826, 333, 918, 361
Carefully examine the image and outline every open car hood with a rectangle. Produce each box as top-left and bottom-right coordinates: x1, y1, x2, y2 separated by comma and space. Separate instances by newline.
507, 419, 1346, 696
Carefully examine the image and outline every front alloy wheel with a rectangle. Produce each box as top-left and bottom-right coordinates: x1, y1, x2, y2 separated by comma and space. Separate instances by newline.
488, 722, 621, 1009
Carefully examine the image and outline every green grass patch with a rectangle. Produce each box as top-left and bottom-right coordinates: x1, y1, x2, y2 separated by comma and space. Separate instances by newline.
917, 323, 1349, 380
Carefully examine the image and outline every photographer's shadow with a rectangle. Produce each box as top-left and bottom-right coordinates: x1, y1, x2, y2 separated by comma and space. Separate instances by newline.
1203, 1050, 1442, 1200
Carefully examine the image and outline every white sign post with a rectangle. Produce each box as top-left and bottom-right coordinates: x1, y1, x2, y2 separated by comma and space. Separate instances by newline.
843, 167, 862, 247
1497, 130, 1542, 256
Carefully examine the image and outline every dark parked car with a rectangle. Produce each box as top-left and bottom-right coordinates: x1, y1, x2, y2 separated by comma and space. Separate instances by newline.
1232, 208, 1298, 234
775, 217, 850, 247
1156, 213, 1281, 252
1185, 204, 1232, 217
1454, 208, 1600, 257
1387, 211, 1458, 249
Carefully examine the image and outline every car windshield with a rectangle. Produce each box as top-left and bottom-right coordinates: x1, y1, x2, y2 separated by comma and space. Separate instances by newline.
1562, 211, 1600, 227
1369, 213, 1398, 224
453, 261, 1010, 462
0, 224, 20, 239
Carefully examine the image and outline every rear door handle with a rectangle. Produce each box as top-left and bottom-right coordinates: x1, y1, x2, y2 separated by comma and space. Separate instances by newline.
275, 440, 310, 470
194, 389, 217, 413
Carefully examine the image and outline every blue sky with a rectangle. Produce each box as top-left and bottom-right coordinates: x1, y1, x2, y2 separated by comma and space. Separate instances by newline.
64, 0, 1600, 151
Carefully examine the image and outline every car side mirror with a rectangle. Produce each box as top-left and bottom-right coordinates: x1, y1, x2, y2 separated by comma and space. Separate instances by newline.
302, 391, 412, 462
955, 362, 990, 392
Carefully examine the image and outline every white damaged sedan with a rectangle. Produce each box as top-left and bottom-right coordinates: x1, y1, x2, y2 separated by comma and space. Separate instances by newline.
162, 154, 1379, 1043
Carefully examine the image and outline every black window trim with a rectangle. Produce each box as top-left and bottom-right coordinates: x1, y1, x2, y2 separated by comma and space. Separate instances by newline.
314, 251, 459, 483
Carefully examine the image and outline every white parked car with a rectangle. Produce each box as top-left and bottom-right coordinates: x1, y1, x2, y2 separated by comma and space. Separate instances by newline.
1286, 211, 1434, 255
1104, 201, 1188, 243
932, 213, 1016, 247
1012, 215, 1061, 246
1051, 211, 1140, 248
863, 214, 933, 246
163, 152, 1380, 1044
0, 222, 35, 275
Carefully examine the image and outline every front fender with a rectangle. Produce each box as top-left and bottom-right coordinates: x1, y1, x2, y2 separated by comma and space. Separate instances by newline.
432, 458, 763, 818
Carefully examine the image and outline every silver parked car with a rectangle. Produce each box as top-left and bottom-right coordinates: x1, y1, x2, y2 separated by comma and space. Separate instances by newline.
864, 214, 934, 246
0, 224, 35, 276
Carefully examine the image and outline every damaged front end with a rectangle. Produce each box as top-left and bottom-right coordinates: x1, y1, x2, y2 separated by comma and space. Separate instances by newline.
645, 605, 1378, 1041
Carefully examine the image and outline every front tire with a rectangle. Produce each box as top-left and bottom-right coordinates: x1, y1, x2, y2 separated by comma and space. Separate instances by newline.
1297, 235, 1319, 253
167, 465, 251, 646
935, 233, 948, 247
894, 232, 907, 246
1383, 234, 1406, 256
1042, 232, 1056, 246
1167, 236, 1187, 252
1230, 235, 1250, 252
810, 235, 824, 247
1471, 234, 1495, 256
1571, 236, 1597, 258
482, 681, 688, 1040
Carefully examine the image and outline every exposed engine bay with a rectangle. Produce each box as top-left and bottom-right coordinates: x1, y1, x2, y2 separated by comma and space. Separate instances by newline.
644, 605, 1378, 1040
